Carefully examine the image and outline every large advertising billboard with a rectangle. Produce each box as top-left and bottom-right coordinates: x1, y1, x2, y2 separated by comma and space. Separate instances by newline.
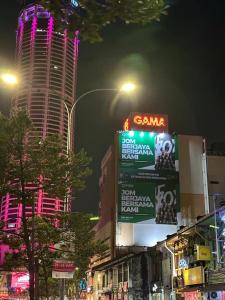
117, 131, 179, 224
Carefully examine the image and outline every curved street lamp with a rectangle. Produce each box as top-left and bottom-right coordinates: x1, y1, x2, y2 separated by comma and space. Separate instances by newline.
64, 83, 136, 153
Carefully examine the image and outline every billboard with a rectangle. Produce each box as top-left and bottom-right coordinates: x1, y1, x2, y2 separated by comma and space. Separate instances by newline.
117, 131, 179, 224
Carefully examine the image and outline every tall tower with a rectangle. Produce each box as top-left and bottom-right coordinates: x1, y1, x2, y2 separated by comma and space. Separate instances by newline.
14, 3, 78, 147
0, 3, 79, 232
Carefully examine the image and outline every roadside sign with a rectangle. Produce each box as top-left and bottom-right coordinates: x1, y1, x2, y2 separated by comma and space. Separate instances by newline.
52, 271, 74, 279
52, 260, 75, 279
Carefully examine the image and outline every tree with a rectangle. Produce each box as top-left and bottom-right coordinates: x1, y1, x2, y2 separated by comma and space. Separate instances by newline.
0, 111, 92, 300
61, 212, 107, 299
27, 0, 168, 42
3, 216, 62, 300
2, 213, 107, 300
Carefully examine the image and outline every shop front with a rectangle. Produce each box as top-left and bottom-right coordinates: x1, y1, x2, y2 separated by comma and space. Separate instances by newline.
162, 208, 225, 300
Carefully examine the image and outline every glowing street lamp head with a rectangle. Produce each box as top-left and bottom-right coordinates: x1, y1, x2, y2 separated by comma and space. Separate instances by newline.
1, 73, 18, 86
120, 82, 136, 93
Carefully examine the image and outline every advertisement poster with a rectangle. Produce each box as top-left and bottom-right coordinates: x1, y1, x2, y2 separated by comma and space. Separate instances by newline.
117, 131, 179, 224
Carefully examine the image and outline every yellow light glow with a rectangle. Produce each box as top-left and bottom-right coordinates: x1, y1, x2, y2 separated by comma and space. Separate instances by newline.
1, 73, 18, 85
120, 82, 136, 93
90, 216, 99, 221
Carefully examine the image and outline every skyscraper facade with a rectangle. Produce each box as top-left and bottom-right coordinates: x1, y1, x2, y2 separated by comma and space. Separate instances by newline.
0, 3, 78, 232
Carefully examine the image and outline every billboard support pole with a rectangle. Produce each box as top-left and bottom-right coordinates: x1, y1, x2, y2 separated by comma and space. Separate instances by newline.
59, 278, 65, 300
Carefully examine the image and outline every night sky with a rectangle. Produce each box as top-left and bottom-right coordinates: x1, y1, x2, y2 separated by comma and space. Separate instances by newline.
1, 0, 225, 214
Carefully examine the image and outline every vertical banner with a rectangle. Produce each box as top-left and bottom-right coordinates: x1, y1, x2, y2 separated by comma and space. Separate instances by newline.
117, 131, 179, 224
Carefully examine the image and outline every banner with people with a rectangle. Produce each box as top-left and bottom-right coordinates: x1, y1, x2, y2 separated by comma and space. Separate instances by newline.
117, 131, 179, 224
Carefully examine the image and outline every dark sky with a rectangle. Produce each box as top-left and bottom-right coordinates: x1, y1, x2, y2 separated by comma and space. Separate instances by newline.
1, 0, 225, 214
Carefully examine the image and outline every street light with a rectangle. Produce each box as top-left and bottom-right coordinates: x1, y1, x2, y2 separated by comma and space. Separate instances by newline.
1, 73, 18, 86
64, 82, 136, 154
120, 82, 136, 93
63, 82, 136, 212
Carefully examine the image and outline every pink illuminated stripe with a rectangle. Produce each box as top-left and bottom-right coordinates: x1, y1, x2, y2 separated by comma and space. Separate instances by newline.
59, 29, 68, 136
47, 16, 54, 42
37, 189, 43, 215
18, 204, 22, 228
19, 21, 24, 45
43, 15, 54, 139
71, 31, 79, 152
31, 16, 37, 43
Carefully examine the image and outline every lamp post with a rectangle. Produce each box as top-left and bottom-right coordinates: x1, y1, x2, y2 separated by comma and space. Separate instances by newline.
62, 83, 136, 212
64, 88, 116, 154
64, 83, 136, 154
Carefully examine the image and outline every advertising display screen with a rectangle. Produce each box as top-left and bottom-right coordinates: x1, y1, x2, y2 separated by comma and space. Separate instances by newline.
11, 272, 29, 289
117, 131, 179, 224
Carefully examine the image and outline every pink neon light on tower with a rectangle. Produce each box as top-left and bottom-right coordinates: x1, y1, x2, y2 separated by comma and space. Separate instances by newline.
0, 3, 79, 232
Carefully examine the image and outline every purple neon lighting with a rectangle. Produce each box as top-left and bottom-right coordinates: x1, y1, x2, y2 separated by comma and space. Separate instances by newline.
31, 16, 37, 43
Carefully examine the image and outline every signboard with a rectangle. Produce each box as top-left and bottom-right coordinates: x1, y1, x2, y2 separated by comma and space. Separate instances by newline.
183, 266, 204, 286
196, 245, 211, 261
53, 260, 75, 272
52, 271, 74, 279
52, 260, 75, 279
208, 268, 225, 284
117, 131, 179, 223
178, 258, 188, 268
184, 291, 202, 300
70, 0, 78, 7
123, 113, 168, 132
11, 272, 29, 289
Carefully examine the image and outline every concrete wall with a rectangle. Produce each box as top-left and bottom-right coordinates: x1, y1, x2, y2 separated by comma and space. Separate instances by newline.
93, 146, 116, 263
178, 135, 206, 225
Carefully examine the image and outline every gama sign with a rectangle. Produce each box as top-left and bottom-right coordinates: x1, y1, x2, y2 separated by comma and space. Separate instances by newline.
123, 113, 168, 132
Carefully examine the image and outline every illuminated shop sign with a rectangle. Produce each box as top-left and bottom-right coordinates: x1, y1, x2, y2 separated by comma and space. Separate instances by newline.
183, 266, 203, 286
196, 245, 211, 261
123, 113, 168, 132
178, 258, 188, 269
71, 0, 78, 7
11, 272, 29, 289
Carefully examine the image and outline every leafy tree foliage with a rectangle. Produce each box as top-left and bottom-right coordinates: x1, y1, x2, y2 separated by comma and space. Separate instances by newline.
62, 212, 107, 299
0, 111, 92, 300
29, 0, 168, 42
2, 213, 107, 300
3, 216, 62, 299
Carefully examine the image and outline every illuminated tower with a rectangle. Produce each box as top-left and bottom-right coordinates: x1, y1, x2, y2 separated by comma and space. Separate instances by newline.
0, 3, 79, 231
